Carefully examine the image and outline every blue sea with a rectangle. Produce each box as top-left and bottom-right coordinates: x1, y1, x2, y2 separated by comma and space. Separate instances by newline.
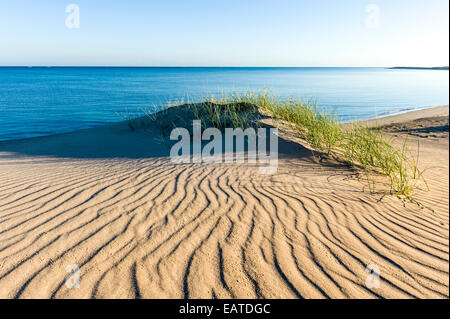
0, 67, 448, 141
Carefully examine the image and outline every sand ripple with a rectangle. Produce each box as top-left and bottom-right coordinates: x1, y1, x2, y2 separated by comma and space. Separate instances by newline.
0, 149, 448, 299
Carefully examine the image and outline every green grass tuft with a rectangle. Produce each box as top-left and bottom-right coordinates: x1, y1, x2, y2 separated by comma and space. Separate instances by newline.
145, 90, 429, 201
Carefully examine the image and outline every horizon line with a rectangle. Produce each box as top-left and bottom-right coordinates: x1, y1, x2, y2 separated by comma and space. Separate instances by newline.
1, 65, 448, 69
0, 65, 395, 68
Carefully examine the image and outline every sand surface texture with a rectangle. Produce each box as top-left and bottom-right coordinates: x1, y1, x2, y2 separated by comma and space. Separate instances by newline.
0, 106, 448, 299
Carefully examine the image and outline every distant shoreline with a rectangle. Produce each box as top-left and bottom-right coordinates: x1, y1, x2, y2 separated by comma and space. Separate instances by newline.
389, 66, 449, 70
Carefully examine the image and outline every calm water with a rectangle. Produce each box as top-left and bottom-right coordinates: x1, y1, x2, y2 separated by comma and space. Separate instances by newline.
0, 67, 448, 141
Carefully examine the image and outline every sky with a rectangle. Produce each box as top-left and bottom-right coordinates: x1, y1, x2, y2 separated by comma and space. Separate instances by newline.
0, 0, 448, 67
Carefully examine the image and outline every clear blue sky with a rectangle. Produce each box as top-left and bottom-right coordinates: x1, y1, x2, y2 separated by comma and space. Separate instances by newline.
0, 0, 448, 66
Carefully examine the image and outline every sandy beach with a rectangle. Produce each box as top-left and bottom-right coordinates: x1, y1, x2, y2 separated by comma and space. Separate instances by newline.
0, 105, 448, 299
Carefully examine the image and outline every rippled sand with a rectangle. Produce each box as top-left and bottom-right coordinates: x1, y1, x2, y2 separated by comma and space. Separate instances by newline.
0, 106, 448, 299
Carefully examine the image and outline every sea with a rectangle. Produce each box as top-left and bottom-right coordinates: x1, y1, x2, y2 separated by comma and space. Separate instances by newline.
0, 67, 448, 141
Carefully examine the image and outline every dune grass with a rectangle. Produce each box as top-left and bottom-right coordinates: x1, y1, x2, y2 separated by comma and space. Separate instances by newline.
242, 91, 429, 199
143, 90, 428, 201
142, 95, 262, 136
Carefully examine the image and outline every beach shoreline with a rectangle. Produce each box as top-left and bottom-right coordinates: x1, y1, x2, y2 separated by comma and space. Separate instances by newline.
361, 105, 448, 126
0, 104, 448, 145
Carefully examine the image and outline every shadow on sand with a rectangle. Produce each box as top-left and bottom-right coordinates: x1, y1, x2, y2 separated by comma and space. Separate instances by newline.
0, 120, 316, 161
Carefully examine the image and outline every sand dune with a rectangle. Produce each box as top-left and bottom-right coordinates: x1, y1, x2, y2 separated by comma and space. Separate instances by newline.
0, 106, 448, 299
